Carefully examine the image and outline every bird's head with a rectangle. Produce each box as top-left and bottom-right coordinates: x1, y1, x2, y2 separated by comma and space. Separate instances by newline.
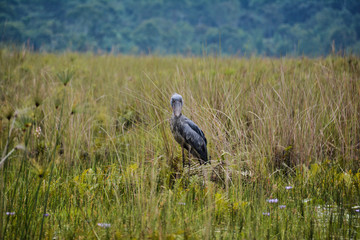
170, 93, 183, 117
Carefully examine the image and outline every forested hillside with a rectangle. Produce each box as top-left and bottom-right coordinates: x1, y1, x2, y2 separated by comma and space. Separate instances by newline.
1, 0, 360, 56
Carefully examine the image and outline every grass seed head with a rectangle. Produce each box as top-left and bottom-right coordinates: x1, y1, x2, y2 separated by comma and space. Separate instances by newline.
16, 114, 33, 132
57, 69, 74, 86
71, 104, 80, 115
15, 144, 26, 152
34, 95, 43, 107
54, 98, 61, 110
30, 158, 47, 178
4, 105, 14, 120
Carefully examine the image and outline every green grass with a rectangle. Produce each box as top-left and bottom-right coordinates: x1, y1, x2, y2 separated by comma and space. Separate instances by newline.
1, 48, 360, 239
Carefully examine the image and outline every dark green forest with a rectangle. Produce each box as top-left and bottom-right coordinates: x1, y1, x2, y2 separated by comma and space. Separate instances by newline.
1, 0, 360, 56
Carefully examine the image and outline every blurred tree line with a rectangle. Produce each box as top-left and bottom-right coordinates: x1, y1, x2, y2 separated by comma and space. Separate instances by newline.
1, 0, 360, 56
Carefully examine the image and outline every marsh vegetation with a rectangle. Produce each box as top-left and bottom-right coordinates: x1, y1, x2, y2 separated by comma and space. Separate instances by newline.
1, 49, 360, 239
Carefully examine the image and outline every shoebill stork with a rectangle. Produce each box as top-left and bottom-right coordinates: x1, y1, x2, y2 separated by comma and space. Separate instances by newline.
170, 93, 209, 167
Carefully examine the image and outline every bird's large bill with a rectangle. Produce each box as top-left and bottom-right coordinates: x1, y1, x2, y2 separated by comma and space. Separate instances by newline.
173, 101, 182, 117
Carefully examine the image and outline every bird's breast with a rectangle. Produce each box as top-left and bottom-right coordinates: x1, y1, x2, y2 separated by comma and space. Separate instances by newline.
170, 117, 186, 145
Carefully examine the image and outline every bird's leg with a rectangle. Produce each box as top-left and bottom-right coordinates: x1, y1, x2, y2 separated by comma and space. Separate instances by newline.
188, 146, 191, 168
182, 145, 185, 169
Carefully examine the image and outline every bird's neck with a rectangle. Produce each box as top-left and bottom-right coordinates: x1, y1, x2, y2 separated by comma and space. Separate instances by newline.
173, 113, 182, 118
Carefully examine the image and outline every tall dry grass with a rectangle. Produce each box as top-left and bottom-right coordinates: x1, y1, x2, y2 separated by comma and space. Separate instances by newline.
0, 48, 360, 239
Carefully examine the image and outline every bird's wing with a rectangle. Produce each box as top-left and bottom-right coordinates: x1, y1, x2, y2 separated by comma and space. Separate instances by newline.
183, 118, 207, 145
178, 118, 208, 162
180, 123, 208, 162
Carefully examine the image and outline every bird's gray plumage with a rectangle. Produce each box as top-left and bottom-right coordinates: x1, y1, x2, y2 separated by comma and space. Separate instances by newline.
170, 93, 208, 165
